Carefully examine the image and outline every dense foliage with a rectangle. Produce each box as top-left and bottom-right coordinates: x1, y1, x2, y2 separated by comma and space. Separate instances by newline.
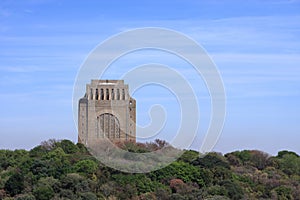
0, 139, 299, 200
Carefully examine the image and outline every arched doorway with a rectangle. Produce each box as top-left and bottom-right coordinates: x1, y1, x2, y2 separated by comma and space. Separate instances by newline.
96, 113, 120, 139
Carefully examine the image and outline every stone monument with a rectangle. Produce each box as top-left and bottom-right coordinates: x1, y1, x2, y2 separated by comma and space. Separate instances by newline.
78, 80, 136, 145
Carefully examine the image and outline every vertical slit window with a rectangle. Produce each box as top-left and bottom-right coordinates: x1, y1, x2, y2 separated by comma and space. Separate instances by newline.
111, 89, 115, 100
117, 89, 120, 100
106, 88, 109, 100
95, 89, 99, 100
122, 89, 125, 100
90, 88, 93, 100
100, 88, 104, 100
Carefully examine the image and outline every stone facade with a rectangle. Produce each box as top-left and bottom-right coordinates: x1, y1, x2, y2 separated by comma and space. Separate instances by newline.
78, 80, 136, 145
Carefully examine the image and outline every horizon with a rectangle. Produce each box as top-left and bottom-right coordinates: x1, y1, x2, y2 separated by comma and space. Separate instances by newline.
2, 137, 299, 158
0, 0, 300, 156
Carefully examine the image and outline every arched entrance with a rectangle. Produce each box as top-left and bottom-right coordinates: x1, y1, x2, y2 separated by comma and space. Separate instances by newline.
96, 113, 120, 139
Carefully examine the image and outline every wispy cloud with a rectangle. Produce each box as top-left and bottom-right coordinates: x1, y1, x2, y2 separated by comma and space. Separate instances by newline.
0, 65, 58, 73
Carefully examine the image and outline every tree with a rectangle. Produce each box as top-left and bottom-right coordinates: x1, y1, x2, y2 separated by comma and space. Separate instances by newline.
229, 151, 252, 165
40, 139, 57, 151
33, 185, 54, 200
42, 147, 71, 178
0, 150, 29, 170
0, 140, 299, 199
112, 174, 165, 195
60, 173, 92, 195
205, 185, 227, 197
277, 151, 299, 158
272, 186, 293, 200
155, 188, 171, 200
79, 192, 97, 200
29, 146, 48, 158
192, 152, 230, 169
74, 160, 98, 176
220, 180, 244, 200
170, 179, 185, 193
29, 159, 49, 178
249, 150, 269, 170
277, 153, 300, 175
0, 189, 7, 199
57, 140, 79, 154
0, 150, 10, 170
32, 177, 58, 200
4, 172, 25, 196
205, 196, 230, 200
168, 193, 186, 200
99, 181, 118, 198
178, 150, 199, 163
211, 166, 233, 184
150, 161, 205, 187
15, 194, 36, 200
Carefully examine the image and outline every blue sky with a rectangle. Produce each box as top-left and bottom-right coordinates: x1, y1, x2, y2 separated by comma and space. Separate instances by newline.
0, 0, 300, 155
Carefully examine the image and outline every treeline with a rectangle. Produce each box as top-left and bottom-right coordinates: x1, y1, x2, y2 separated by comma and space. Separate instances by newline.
0, 139, 299, 200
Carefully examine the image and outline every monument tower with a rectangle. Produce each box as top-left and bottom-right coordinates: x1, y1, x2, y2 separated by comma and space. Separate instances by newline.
78, 80, 136, 145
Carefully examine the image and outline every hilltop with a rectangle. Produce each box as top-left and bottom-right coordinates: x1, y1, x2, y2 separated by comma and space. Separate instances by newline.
0, 139, 299, 200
